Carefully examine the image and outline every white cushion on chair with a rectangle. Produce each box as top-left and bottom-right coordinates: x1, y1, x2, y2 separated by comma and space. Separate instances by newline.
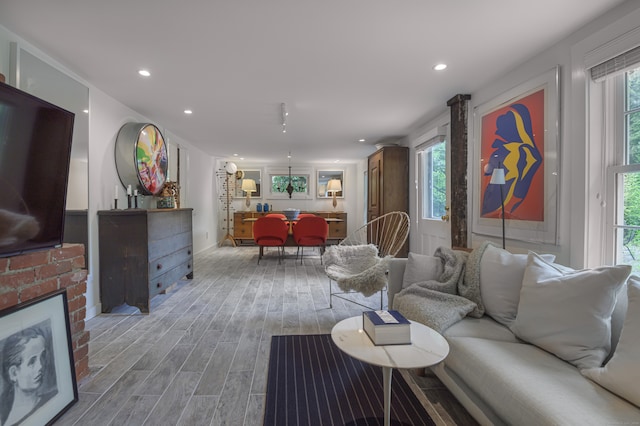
323, 244, 390, 297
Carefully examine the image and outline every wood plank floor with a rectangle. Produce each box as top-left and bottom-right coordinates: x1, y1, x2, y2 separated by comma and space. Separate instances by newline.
57, 245, 477, 426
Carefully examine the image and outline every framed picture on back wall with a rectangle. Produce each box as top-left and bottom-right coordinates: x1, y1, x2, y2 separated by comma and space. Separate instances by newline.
472, 66, 560, 245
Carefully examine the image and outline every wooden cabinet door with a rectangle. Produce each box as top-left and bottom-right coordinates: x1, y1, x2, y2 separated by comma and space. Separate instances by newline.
368, 152, 381, 221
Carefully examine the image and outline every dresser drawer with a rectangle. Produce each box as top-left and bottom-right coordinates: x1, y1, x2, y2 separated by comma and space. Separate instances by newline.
329, 223, 346, 238
149, 261, 193, 298
148, 231, 192, 260
149, 246, 193, 280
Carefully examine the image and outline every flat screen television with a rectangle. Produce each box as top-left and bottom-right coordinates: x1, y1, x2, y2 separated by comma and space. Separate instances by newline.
0, 82, 75, 258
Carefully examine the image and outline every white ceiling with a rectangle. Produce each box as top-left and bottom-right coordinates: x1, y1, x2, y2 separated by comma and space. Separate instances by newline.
0, 0, 626, 164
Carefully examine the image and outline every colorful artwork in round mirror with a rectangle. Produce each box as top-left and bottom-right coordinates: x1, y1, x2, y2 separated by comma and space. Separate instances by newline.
115, 123, 168, 196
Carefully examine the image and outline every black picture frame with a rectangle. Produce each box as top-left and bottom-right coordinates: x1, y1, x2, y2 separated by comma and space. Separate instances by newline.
0, 289, 78, 426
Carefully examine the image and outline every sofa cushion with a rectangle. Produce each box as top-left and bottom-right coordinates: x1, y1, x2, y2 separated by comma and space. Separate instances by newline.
479, 244, 555, 327
510, 252, 631, 369
444, 316, 519, 343
582, 276, 640, 407
443, 336, 640, 425
402, 252, 443, 289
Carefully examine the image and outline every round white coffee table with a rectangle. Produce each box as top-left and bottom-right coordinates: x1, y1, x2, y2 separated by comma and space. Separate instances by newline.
331, 316, 449, 426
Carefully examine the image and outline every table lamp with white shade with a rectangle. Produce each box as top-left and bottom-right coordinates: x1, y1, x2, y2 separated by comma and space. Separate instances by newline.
327, 179, 342, 209
242, 178, 257, 210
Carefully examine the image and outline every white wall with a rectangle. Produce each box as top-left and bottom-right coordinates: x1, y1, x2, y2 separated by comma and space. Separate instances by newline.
66, 159, 89, 209
405, 0, 640, 268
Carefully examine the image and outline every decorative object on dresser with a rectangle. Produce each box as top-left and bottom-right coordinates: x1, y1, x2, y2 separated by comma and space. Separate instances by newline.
241, 178, 257, 210
368, 146, 409, 257
282, 208, 300, 221
98, 208, 194, 313
326, 179, 342, 209
158, 181, 180, 209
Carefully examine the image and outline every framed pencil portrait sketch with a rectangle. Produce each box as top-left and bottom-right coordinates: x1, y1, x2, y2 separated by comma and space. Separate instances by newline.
472, 66, 560, 245
0, 289, 78, 426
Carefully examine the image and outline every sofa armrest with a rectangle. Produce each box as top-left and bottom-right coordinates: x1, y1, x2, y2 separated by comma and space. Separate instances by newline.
387, 258, 407, 308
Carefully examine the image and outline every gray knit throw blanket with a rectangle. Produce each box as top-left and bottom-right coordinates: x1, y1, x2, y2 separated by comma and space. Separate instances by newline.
392, 242, 490, 333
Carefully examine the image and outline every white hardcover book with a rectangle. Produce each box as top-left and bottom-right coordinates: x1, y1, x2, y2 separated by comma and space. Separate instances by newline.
362, 310, 411, 345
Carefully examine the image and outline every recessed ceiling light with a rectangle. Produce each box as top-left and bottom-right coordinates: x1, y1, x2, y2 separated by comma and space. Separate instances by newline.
184, 109, 193, 114
138, 69, 151, 77
433, 63, 447, 71
233, 153, 238, 157
359, 138, 366, 142
240, 157, 245, 160
83, 109, 89, 114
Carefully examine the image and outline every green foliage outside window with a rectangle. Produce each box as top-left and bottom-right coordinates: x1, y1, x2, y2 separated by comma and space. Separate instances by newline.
271, 175, 308, 194
622, 68, 640, 263
431, 143, 447, 217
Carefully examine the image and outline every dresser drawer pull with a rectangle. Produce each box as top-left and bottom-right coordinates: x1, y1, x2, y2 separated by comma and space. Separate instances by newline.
157, 264, 163, 270
188, 250, 192, 255
188, 264, 192, 269
156, 283, 162, 288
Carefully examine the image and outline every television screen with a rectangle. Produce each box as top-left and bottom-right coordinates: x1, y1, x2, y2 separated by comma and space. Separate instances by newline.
0, 82, 75, 258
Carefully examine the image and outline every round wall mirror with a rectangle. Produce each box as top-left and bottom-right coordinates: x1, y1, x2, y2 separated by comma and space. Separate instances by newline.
115, 123, 168, 195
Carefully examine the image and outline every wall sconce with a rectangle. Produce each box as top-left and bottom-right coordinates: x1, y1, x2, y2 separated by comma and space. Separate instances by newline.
490, 165, 506, 249
242, 178, 257, 210
327, 179, 342, 209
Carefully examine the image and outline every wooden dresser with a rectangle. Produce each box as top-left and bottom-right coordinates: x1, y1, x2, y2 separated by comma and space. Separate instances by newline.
98, 208, 193, 313
233, 211, 347, 244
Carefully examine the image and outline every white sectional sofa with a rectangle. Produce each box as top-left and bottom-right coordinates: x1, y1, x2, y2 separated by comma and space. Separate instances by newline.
387, 246, 640, 426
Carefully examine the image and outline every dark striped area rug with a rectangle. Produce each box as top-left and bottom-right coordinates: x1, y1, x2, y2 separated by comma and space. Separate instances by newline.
263, 334, 436, 426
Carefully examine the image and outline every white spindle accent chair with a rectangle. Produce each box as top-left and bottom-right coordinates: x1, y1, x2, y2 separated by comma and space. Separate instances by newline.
323, 211, 410, 310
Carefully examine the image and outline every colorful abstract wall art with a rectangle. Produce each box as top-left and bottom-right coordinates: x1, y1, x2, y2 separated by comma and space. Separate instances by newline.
480, 89, 545, 222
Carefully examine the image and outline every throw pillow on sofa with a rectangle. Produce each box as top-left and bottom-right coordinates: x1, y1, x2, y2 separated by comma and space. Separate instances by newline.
510, 252, 631, 369
582, 275, 640, 407
479, 244, 555, 326
401, 252, 443, 289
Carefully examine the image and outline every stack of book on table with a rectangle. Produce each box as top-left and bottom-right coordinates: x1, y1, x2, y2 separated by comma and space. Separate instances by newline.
362, 310, 411, 345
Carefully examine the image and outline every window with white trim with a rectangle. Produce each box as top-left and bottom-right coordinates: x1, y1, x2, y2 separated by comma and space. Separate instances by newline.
592, 42, 640, 271
608, 67, 640, 270
418, 137, 447, 220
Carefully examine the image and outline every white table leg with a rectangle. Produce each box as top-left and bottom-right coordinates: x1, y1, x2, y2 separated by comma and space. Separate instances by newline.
383, 366, 392, 426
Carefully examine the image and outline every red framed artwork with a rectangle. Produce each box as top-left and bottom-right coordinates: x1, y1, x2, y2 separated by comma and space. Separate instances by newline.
473, 67, 560, 245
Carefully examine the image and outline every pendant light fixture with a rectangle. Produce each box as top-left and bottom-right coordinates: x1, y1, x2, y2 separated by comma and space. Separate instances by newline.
286, 152, 294, 198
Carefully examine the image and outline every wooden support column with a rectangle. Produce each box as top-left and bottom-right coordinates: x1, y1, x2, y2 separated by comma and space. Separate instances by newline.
447, 94, 471, 249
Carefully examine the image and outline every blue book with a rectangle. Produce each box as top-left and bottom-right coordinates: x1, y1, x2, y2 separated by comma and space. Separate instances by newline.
362, 310, 411, 345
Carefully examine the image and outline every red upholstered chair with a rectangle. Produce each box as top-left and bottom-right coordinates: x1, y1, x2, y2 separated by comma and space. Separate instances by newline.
291, 213, 317, 228
253, 216, 289, 264
292, 216, 329, 264
266, 213, 287, 219
296, 213, 317, 220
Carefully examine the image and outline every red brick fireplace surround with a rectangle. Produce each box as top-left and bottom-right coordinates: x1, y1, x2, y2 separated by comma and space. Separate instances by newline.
0, 243, 90, 382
